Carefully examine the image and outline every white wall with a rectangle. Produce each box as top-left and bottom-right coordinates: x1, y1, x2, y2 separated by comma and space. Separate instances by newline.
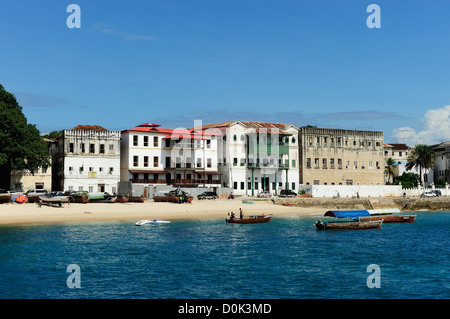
299, 184, 403, 198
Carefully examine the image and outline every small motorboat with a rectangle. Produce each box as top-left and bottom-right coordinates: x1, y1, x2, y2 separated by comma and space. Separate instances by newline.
135, 219, 171, 226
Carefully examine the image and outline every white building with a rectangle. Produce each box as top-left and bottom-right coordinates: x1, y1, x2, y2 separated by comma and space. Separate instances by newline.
432, 141, 450, 186
194, 121, 300, 196
120, 123, 222, 189
52, 125, 121, 193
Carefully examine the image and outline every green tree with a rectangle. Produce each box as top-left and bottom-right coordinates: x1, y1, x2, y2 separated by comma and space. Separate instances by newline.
0, 84, 50, 189
42, 130, 62, 140
405, 144, 435, 186
384, 157, 398, 184
395, 172, 420, 189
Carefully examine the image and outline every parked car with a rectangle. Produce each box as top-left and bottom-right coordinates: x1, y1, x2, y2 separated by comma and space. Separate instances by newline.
421, 191, 436, 198
279, 190, 297, 198
25, 189, 48, 196
197, 191, 218, 200
257, 191, 272, 198
431, 190, 442, 197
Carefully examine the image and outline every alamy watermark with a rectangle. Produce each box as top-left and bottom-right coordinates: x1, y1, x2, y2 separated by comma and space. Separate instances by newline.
366, 264, 381, 288
66, 264, 81, 289
66, 4, 81, 29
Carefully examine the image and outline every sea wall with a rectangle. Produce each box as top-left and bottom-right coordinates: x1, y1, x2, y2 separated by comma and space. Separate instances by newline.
276, 196, 450, 211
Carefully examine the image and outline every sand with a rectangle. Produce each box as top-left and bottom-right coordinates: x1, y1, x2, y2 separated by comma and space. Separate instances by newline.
0, 198, 325, 226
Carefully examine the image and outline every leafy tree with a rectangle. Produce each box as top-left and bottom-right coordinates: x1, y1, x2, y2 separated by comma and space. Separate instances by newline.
0, 84, 50, 189
42, 130, 62, 140
384, 157, 398, 184
405, 144, 435, 186
395, 172, 420, 189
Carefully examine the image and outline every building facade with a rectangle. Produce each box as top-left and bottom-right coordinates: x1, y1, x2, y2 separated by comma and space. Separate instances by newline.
298, 127, 384, 186
120, 123, 221, 188
432, 141, 450, 185
52, 125, 121, 193
195, 121, 300, 196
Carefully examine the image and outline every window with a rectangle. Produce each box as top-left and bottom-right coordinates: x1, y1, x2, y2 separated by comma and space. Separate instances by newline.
292, 159, 296, 168
69, 166, 73, 172
323, 137, 327, 147
314, 158, 319, 168
100, 144, 105, 154
306, 158, 311, 168
69, 143, 74, 153
80, 167, 84, 173
376, 161, 381, 169
292, 182, 295, 190
154, 156, 159, 167
165, 139, 170, 147
353, 161, 358, 169
240, 182, 245, 190
109, 144, 114, 151
346, 179, 353, 185
330, 158, 335, 169
133, 135, 138, 146
90, 144, 95, 154
78, 186, 83, 191
144, 136, 148, 147
234, 182, 238, 190
89, 167, 94, 172
338, 158, 342, 169
240, 158, 246, 166
206, 140, 211, 148
133, 156, 138, 167
361, 161, 365, 169
337, 137, 341, 147
292, 137, 296, 144
143, 156, 149, 167
322, 158, 327, 169
81, 143, 85, 153
196, 158, 202, 168
233, 134, 237, 141
248, 182, 252, 190
207, 158, 212, 168
308, 137, 313, 146
316, 137, 320, 147
233, 158, 238, 166
99, 167, 103, 172
89, 186, 93, 193
313, 180, 320, 185
109, 167, 114, 174
153, 136, 158, 147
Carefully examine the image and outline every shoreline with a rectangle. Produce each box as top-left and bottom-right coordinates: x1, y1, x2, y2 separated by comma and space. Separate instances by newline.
1, 196, 448, 226
0, 199, 324, 226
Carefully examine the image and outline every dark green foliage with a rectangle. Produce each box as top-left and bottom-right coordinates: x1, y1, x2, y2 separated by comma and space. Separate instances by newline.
0, 84, 50, 189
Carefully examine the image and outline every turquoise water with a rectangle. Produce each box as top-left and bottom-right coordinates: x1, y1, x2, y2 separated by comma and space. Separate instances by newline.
0, 212, 449, 299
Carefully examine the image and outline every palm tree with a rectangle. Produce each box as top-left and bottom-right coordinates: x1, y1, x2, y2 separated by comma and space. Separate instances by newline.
385, 157, 398, 184
405, 144, 435, 186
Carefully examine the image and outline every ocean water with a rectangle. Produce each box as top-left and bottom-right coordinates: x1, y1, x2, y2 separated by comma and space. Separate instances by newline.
0, 211, 448, 299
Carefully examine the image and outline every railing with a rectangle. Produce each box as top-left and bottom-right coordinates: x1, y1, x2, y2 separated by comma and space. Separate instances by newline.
247, 163, 289, 169
131, 179, 167, 184
173, 179, 221, 185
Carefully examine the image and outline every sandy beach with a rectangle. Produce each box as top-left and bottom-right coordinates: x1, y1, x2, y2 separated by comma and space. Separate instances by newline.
0, 198, 324, 226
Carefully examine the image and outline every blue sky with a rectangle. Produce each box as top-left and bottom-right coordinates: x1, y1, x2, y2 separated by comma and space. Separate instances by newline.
1, 0, 450, 145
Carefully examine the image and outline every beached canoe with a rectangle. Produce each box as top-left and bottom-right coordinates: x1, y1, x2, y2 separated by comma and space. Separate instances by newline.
225, 214, 272, 224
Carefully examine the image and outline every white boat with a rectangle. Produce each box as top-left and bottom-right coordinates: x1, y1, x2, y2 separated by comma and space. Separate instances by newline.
135, 219, 171, 226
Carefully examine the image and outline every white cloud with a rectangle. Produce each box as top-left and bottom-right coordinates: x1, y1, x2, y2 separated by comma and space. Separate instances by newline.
392, 105, 450, 146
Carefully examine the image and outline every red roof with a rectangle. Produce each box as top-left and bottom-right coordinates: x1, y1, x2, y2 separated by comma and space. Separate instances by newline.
71, 125, 109, 132
137, 123, 161, 127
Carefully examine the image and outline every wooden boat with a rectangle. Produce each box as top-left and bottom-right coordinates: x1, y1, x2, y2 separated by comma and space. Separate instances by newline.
225, 214, 272, 224
314, 219, 383, 230
0, 189, 12, 204
360, 214, 416, 223
64, 191, 89, 203
25, 195, 41, 203
37, 195, 71, 207
127, 196, 147, 203
314, 210, 383, 230
360, 209, 416, 223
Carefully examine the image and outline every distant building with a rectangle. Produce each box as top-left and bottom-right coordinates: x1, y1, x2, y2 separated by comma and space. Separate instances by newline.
52, 125, 121, 193
10, 138, 54, 192
298, 127, 385, 186
194, 121, 300, 196
432, 141, 450, 185
384, 143, 411, 183
120, 123, 222, 188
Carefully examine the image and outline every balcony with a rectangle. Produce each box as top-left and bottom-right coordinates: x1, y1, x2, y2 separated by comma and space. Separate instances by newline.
173, 179, 221, 186
131, 179, 167, 184
247, 163, 289, 169
253, 143, 289, 155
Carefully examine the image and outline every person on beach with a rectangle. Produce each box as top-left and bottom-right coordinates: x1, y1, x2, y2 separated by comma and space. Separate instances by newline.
239, 208, 244, 219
